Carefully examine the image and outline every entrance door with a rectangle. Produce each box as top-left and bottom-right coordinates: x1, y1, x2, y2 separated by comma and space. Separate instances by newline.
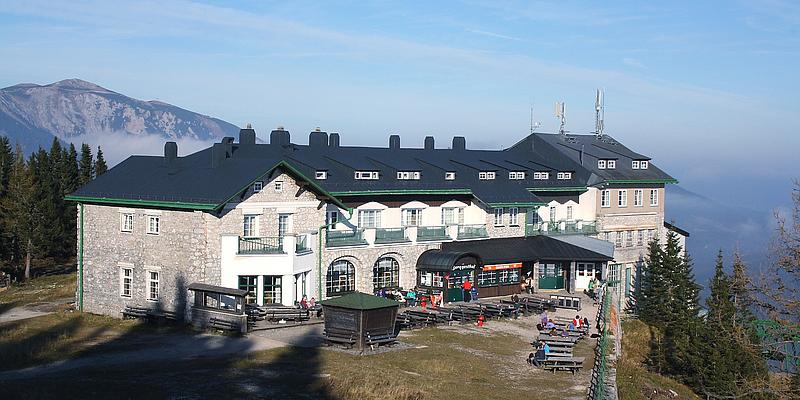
575, 262, 595, 290
538, 262, 565, 290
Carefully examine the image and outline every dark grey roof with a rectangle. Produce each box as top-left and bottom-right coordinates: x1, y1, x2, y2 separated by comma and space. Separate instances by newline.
441, 235, 614, 264
187, 282, 249, 297
68, 129, 675, 210
416, 250, 482, 271
664, 221, 690, 237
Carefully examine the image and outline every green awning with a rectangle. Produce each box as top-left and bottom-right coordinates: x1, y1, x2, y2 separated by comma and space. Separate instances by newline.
320, 291, 399, 310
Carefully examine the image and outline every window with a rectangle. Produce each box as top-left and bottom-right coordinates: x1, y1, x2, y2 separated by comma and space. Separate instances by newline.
626, 231, 634, 247
238, 275, 258, 304
327, 260, 355, 295
641, 161, 648, 169
278, 214, 289, 237
650, 189, 659, 206
477, 268, 497, 287
445, 172, 456, 180
566, 205, 573, 220
262, 275, 282, 304
494, 208, 504, 226
637, 230, 644, 246
274, 180, 283, 192
373, 257, 400, 290
253, 181, 263, 192
533, 171, 549, 180
598, 160, 606, 169
358, 210, 381, 228
549, 206, 556, 221
601, 190, 610, 208
120, 268, 132, 298
607, 160, 616, 169
509, 207, 519, 226
441, 207, 464, 225
121, 213, 134, 233
648, 229, 657, 242
354, 171, 379, 180
634, 189, 643, 207
243, 215, 258, 237
402, 209, 422, 226
397, 171, 421, 180
618, 190, 628, 207
557, 172, 572, 180
420, 271, 446, 288
479, 171, 496, 180
509, 171, 525, 180
147, 270, 159, 301
614, 232, 622, 248
578, 263, 585, 276
326, 210, 339, 229
315, 171, 328, 180
632, 161, 640, 169
146, 215, 160, 235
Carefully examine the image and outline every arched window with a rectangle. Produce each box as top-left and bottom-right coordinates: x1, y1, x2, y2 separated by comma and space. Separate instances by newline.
327, 260, 355, 296
373, 257, 400, 290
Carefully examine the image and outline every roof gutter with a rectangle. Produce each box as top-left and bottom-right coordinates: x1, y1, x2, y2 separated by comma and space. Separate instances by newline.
330, 189, 473, 196
528, 186, 589, 193
603, 179, 678, 185
64, 195, 218, 211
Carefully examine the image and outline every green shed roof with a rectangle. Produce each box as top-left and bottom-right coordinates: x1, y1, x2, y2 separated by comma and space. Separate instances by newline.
320, 292, 399, 310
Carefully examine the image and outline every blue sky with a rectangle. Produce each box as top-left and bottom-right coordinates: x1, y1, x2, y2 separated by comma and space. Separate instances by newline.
0, 0, 798, 209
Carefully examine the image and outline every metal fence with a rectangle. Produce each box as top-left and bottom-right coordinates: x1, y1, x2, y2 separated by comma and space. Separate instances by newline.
588, 284, 612, 400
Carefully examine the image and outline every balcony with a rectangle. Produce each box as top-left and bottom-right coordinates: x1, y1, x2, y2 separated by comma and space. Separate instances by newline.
417, 226, 451, 242
295, 234, 310, 253
457, 224, 488, 239
326, 229, 368, 247
375, 227, 410, 244
525, 220, 598, 237
238, 236, 283, 255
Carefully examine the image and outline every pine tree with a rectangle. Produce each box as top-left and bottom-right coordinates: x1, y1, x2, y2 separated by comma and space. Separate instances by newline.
638, 237, 669, 326
0, 136, 13, 198
94, 147, 108, 177
78, 143, 94, 185
0, 146, 36, 279
63, 144, 80, 195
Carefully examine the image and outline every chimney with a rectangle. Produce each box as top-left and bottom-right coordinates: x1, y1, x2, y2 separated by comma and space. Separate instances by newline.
222, 137, 234, 158
211, 143, 225, 168
270, 126, 291, 146
164, 141, 177, 163
424, 136, 435, 150
239, 124, 256, 145
309, 127, 328, 148
389, 134, 400, 149
329, 132, 340, 147
452, 136, 466, 151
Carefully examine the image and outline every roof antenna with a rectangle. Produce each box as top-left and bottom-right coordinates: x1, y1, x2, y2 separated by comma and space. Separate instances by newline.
594, 88, 605, 139
530, 105, 541, 134
554, 101, 567, 136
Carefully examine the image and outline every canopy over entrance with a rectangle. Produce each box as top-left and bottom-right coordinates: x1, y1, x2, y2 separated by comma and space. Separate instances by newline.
415, 250, 482, 272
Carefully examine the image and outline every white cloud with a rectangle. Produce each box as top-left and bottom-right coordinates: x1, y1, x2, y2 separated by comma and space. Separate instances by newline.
66, 131, 215, 167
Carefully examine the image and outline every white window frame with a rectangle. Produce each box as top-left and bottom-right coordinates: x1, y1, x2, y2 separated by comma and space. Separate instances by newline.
146, 215, 160, 235
632, 161, 640, 170
634, 189, 643, 207
358, 209, 381, 228
354, 171, 379, 180
566, 205, 573, 220
607, 160, 616, 169
479, 171, 496, 180
315, 171, 328, 180
441, 207, 464, 225
253, 181, 263, 193
650, 189, 659, 206
508, 207, 519, 226
601, 190, 610, 208
243, 214, 258, 237
146, 269, 160, 302
494, 208, 504, 226
557, 172, 572, 180
549, 206, 557, 222
274, 180, 284, 192
641, 161, 649, 169
326, 210, 339, 229
120, 213, 134, 233
402, 208, 423, 226
598, 160, 606, 169
119, 267, 133, 298
509, 171, 525, 180
445, 172, 456, 180
534, 172, 549, 180
618, 190, 628, 207
614, 232, 622, 248
396, 171, 421, 180
626, 230, 634, 247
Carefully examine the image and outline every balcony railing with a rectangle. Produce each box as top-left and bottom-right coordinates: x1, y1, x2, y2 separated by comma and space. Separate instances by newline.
417, 226, 451, 241
526, 223, 544, 236
375, 227, 410, 244
525, 220, 598, 236
326, 229, 367, 247
295, 234, 310, 252
238, 236, 283, 254
457, 224, 488, 239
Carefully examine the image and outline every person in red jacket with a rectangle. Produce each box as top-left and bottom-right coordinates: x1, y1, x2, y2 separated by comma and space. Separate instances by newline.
462, 278, 473, 302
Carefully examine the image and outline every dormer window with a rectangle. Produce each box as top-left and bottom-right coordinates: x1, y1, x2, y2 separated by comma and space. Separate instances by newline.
607, 160, 616, 169
533, 172, 549, 180
354, 171, 379, 180
508, 171, 525, 180
315, 171, 328, 180
479, 171, 496, 180
445, 172, 456, 180
253, 181, 263, 192
632, 161, 640, 169
557, 172, 572, 180
598, 160, 606, 169
640, 161, 648, 169
397, 171, 421, 180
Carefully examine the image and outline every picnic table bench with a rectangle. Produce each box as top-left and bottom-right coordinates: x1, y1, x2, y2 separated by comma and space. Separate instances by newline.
122, 305, 151, 319
365, 328, 397, 350
539, 356, 585, 374
323, 326, 358, 348
538, 334, 579, 343
208, 317, 240, 332
262, 306, 310, 322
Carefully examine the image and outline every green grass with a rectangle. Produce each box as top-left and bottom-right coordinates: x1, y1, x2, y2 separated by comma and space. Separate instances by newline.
616, 319, 700, 400
0, 272, 77, 312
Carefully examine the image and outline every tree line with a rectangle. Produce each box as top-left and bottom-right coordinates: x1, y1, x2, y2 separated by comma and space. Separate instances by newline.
0, 136, 107, 280
633, 189, 800, 398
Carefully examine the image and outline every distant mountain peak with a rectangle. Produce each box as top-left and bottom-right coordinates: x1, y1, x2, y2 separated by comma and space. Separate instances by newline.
49, 78, 111, 92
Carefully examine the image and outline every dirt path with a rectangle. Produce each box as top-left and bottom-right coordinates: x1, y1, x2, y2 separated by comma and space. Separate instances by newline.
0, 298, 72, 324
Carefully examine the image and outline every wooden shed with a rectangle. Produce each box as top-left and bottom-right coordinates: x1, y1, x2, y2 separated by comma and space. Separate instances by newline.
321, 292, 399, 350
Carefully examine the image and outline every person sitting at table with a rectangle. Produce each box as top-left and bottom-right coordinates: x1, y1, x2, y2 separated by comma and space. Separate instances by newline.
540, 311, 549, 326
583, 316, 590, 329
309, 297, 316, 308
560, 328, 570, 337
511, 293, 520, 303
572, 314, 582, 329
406, 289, 417, 307
544, 320, 556, 330
299, 295, 309, 309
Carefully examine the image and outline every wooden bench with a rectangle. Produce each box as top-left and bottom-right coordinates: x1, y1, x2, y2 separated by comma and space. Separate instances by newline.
537, 334, 579, 343
208, 317, 240, 332
323, 327, 357, 348
263, 307, 310, 322
365, 329, 397, 350
122, 306, 151, 320
539, 356, 585, 374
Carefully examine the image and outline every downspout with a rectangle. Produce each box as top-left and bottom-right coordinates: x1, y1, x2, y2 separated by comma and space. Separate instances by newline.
78, 203, 84, 312
317, 207, 354, 300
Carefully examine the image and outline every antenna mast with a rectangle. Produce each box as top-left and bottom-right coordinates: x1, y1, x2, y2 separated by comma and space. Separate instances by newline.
594, 88, 605, 138
554, 101, 567, 136
530, 105, 541, 134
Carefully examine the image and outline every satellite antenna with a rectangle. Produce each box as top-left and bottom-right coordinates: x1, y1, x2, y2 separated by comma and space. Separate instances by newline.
554, 101, 567, 136
530, 106, 541, 134
594, 89, 605, 139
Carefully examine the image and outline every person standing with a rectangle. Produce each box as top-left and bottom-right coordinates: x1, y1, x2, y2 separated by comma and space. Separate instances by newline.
470, 285, 478, 302
462, 278, 473, 302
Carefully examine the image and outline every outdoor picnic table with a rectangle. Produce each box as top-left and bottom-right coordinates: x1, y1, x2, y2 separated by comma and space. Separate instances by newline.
538, 334, 579, 343
539, 356, 585, 374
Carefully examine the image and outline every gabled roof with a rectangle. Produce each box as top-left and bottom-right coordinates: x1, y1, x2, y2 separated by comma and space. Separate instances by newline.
320, 291, 399, 310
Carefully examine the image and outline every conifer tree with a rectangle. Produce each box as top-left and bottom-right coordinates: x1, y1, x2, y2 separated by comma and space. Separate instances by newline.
0, 146, 36, 279
94, 147, 108, 177
0, 136, 13, 198
78, 143, 94, 185
63, 144, 80, 195
638, 237, 669, 325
